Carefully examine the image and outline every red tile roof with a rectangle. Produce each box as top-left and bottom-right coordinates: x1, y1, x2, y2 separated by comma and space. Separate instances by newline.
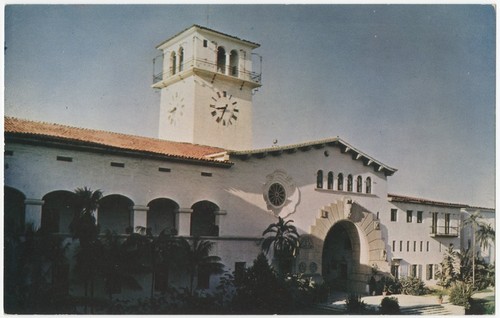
388, 193, 493, 210
5, 117, 230, 165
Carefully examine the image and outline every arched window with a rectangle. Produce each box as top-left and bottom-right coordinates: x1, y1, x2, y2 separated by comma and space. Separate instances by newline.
42, 191, 78, 233
178, 47, 184, 72
4, 186, 25, 233
327, 171, 334, 189
337, 173, 344, 191
366, 177, 372, 194
317, 170, 323, 189
98, 195, 133, 234
230, 49, 238, 76
217, 47, 226, 74
170, 52, 176, 75
191, 201, 219, 237
148, 198, 179, 236
347, 174, 353, 192
357, 176, 362, 193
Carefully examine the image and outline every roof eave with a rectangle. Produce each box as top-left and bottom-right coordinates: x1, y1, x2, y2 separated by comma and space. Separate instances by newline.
6, 133, 234, 168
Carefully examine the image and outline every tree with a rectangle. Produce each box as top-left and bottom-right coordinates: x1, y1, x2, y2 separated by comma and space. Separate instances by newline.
100, 230, 148, 300
70, 187, 103, 313
185, 237, 225, 294
261, 217, 300, 275
463, 211, 488, 288
150, 228, 187, 299
477, 223, 495, 251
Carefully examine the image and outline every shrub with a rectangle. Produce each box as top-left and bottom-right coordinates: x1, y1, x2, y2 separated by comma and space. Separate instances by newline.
399, 276, 427, 295
345, 293, 366, 314
380, 296, 400, 314
384, 276, 401, 294
449, 281, 473, 310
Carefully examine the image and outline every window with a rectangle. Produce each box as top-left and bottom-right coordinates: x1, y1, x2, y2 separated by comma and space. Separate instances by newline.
217, 47, 226, 73
268, 183, 286, 207
407, 210, 413, 223
413, 241, 416, 252
391, 209, 397, 222
159, 167, 171, 172
399, 240, 403, 252
203, 39, 208, 47
155, 268, 169, 292
197, 264, 211, 289
337, 173, 344, 191
445, 213, 451, 234
410, 264, 418, 277
317, 170, 323, 188
57, 155, 72, 162
407, 241, 410, 252
178, 47, 184, 72
426, 264, 434, 280
327, 171, 333, 189
201, 172, 212, 177
366, 177, 372, 194
170, 52, 176, 75
110, 162, 125, 168
417, 211, 423, 223
234, 262, 246, 285
431, 212, 438, 234
347, 175, 353, 191
230, 49, 239, 76
426, 241, 429, 252
420, 241, 423, 252
356, 176, 362, 192
392, 240, 396, 252
391, 265, 399, 279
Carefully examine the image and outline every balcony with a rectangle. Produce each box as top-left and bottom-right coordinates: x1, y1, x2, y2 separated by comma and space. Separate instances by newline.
429, 226, 459, 237
152, 57, 262, 86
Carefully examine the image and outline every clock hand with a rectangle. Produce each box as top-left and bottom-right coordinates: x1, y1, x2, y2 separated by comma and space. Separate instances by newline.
221, 104, 228, 118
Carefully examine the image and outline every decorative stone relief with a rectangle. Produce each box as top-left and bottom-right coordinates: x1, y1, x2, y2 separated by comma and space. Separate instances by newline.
262, 169, 300, 218
299, 235, 314, 249
309, 262, 318, 274
298, 262, 307, 273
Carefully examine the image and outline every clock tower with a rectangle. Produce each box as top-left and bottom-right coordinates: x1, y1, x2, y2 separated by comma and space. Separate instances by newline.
152, 25, 261, 150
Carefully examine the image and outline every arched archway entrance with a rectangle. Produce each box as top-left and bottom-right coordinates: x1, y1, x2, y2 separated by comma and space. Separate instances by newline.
298, 197, 389, 294
322, 220, 361, 291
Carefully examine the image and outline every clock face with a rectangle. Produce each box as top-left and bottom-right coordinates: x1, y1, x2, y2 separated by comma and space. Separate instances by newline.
209, 91, 239, 126
167, 92, 185, 125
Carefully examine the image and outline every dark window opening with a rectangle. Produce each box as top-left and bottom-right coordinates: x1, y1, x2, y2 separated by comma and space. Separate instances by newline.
317, 170, 323, 189
159, 167, 171, 172
201, 172, 212, 177
57, 156, 73, 162
417, 211, 423, 223
111, 162, 125, 168
391, 209, 397, 222
337, 173, 343, 191
203, 39, 208, 47
407, 210, 413, 223
327, 171, 333, 189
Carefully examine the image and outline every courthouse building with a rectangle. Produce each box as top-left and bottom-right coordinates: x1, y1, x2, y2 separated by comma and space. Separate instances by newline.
4, 25, 494, 297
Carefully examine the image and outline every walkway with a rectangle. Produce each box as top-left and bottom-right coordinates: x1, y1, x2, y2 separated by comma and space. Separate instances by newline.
321, 292, 466, 315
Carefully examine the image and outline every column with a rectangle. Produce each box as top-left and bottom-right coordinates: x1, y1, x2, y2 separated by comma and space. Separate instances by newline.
225, 52, 230, 75
215, 210, 227, 236
177, 208, 193, 236
24, 198, 44, 230
132, 205, 149, 233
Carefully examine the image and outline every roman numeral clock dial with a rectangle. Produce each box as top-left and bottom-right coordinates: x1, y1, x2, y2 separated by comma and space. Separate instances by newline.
209, 91, 238, 126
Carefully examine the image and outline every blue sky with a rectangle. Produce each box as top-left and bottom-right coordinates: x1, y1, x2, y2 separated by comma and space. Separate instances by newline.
4, 4, 495, 208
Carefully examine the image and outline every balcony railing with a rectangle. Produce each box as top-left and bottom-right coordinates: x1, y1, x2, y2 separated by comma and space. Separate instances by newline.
153, 58, 262, 85
430, 226, 459, 237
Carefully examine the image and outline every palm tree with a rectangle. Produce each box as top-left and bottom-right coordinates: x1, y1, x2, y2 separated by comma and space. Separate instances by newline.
100, 230, 147, 300
463, 210, 486, 288
185, 237, 224, 294
477, 223, 495, 251
69, 187, 102, 313
261, 217, 300, 275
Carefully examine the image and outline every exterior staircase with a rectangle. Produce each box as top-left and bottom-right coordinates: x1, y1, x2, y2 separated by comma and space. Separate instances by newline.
400, 304, 455, 315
